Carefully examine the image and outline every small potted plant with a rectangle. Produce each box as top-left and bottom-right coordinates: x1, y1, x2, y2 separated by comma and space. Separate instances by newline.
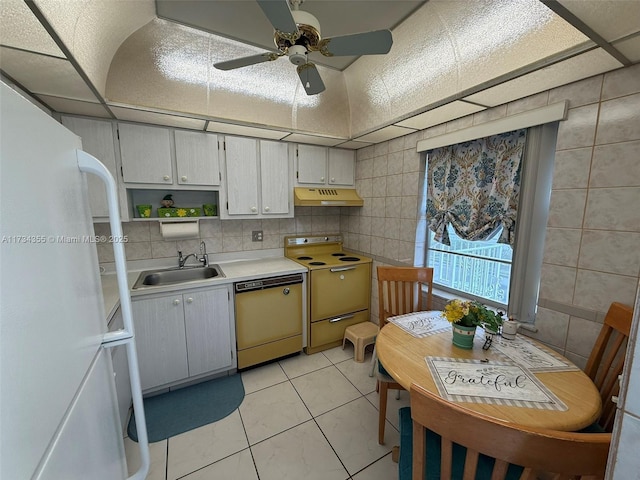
442, 299, 504, 349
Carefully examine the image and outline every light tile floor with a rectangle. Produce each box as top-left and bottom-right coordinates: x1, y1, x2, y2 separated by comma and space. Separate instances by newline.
124, 345, 411, 480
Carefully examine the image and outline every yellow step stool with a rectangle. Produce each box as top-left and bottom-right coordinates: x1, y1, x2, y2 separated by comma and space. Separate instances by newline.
342, 321, 379, 362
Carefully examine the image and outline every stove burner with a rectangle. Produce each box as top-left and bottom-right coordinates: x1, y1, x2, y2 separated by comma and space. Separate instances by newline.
331, 253, 346, 256
339, 257, 361, 262
297, 256, 313, 260
309, 261, 326, 265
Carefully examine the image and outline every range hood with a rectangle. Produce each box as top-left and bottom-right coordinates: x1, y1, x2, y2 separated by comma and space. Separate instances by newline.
294, 187, 364, 207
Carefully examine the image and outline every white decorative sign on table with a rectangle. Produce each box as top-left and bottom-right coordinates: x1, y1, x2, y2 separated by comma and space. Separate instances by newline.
425, 357, 568, 411
491, 335, 579, 372
388, 311, 451, 338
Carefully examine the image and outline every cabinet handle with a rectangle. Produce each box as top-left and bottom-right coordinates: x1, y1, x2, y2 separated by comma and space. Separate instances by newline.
330, 266, 356, 272
250, 206, 257, 212
186, 297, 193, 303
329, 314, 355, 323
330, 177, 335, 183
320, 176, 325, 182
181, 176, 188, 182
173, 299, 181, 305
264, 206, 270, 212
163, 175, 170, 181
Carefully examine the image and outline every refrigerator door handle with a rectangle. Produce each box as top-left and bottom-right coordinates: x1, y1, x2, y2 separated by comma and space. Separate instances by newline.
77, 150, 150, 480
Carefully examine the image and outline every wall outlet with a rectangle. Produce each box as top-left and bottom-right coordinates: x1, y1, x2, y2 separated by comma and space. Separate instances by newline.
252, 230, 263, 242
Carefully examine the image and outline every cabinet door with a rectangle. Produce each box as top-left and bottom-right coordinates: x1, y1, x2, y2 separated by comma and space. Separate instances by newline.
175, 130, 220, 186
260, 140, 289, 215
225, 136, 259, 215
297, 144, 327, 184
183, 287, 233, 376
328, 148, 355, 186
132, 295, 188, 390
119, 123, 173, 184
61, 117, 118, 217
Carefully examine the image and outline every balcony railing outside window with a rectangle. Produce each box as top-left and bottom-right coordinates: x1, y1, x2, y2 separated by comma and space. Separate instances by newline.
427, 226, 512, 306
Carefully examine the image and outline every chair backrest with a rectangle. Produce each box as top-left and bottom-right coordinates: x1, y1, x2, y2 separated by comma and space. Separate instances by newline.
409, 384, 611, 480
377, 266, 434, 328
584, 301, 633, 431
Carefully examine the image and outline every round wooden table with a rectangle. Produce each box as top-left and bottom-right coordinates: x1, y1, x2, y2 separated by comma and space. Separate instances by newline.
376, 322, 602, 431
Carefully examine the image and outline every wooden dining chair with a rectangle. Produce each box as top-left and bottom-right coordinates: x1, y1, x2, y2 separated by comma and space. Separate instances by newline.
400, 383, 611, 480
376, 266, 433, 444
584, 301, 633, 432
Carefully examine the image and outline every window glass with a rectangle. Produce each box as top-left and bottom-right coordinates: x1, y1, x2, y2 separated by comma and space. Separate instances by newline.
427, 225, 512, 306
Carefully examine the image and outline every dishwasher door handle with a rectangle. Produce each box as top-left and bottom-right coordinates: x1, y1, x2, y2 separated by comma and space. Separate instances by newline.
329, 314, 355, 323
330, 266, 356, 273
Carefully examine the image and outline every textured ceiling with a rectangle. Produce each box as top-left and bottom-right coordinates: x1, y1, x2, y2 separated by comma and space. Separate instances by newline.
0, 0, 638, 148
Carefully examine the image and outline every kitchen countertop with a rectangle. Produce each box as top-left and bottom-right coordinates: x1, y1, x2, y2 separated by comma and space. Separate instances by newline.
101, 256, 306, 324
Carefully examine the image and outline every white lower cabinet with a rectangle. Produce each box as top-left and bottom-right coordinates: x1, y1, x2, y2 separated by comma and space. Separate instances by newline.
132, 284, 234, 392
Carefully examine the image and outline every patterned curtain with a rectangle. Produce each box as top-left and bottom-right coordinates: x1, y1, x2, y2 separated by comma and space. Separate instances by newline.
425, 129, 526, 246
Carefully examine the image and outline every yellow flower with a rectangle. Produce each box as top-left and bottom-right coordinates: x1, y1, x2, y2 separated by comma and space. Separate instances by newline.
177, 209, 187, 217
143, 208, 151, 217
443, 299, 469, 323
442, 299, 504, 331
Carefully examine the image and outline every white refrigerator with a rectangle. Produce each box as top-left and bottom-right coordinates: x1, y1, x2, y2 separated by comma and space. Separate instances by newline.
0, 83, 149, 479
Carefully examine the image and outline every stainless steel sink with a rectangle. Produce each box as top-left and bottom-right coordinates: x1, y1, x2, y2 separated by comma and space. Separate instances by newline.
132, 265, 224, 289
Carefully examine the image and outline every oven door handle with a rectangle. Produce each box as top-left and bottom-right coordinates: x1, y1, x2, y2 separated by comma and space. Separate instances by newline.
329, 314, 355, 323
330, 266, 356, 272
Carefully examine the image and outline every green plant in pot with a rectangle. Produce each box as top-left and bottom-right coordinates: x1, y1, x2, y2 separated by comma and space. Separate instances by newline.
443, 299, 504, 349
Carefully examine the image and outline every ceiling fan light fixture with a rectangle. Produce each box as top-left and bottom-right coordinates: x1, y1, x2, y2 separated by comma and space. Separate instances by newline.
288, 44, 308, 65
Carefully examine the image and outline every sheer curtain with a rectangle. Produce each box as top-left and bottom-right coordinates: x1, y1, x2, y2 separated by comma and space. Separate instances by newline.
425, 129, 527, 246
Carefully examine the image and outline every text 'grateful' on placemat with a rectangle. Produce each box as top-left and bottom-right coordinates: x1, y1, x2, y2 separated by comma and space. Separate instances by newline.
425, 357, 567, 411
388, 310, 451, 337
491, 335, 580, 372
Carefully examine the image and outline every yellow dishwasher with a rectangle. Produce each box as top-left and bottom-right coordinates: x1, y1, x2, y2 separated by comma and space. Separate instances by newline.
234, 273, 304, 369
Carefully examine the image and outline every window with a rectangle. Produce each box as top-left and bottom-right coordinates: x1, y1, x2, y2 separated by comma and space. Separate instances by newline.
427, 225, 512, 307
417, 121, 559, 323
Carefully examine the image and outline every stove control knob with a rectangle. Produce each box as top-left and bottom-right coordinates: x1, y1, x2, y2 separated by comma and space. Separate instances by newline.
303, 238, 308, 243
324, 237, 329, 241
340, 274, 345, 280
283, 288, 290, 295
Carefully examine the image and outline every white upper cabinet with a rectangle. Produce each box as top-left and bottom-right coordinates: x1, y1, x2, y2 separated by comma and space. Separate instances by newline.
174, 130, 220, 186
296, 144, 327, 185
61, 116, 128, 220
224, 136, 259, 216
222, 136, 292, 219
296, 144, 355, 187
260, 140, 290, 215
118, 123, 173, 185
328, 148, 355, 186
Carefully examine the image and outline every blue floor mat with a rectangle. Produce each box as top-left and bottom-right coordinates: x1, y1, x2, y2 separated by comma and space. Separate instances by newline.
128, 374, 244, 442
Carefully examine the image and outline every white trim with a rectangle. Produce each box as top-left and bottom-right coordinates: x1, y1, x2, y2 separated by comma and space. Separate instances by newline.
416, 101, 567, 152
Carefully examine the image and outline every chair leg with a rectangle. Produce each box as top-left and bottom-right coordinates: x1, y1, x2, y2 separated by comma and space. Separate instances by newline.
379, 381, 388, 444
369, 345, 377, 377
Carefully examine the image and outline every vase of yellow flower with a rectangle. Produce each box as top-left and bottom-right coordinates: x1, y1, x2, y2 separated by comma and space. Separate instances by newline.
443, 299, 504, 349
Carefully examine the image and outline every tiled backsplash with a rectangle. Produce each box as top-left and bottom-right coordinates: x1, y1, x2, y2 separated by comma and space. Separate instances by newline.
349, 63, 640, 369
94, 208, 341, 264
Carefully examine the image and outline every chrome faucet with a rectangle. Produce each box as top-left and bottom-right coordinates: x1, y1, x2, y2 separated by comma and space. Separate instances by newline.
199, 241, 209, 267
177, 241, 209, 269
177, 251, 197, 269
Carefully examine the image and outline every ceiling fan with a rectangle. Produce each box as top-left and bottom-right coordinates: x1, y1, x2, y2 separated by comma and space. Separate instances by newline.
213, 0, 393, 95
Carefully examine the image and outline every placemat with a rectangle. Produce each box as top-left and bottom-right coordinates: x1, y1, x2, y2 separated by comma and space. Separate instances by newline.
425, 357, 568, 411
490, 335, 580, 372
388, 310, 451, 337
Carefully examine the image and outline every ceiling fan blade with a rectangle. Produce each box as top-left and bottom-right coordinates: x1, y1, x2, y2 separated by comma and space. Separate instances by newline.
297, 62, 325, 95
319, 29, 393, 57
256, 0, 298, 34
214, 52, 282, 71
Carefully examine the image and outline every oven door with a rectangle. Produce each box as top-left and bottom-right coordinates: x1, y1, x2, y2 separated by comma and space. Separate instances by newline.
310, 263, 371, 321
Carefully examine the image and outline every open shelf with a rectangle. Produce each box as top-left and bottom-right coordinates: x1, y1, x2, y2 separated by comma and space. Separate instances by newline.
128, 189, 219, 220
